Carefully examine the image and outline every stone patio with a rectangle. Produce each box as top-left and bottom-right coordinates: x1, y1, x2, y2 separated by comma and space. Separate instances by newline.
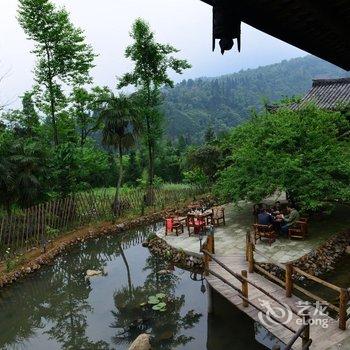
156, 202, 346, 264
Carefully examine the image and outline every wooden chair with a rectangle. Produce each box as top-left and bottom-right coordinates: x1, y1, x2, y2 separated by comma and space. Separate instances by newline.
253, 224, 276, 246
288, 221, 308, 240
299, 217, 309, 235
186, 214, 205, 236
212, 206, 226, 226
165, 217, 184, 236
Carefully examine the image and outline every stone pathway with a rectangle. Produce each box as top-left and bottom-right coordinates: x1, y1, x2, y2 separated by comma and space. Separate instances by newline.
157, 203, 346, 264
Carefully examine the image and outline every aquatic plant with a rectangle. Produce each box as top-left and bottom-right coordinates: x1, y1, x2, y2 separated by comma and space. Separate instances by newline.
148, 293, 167, 312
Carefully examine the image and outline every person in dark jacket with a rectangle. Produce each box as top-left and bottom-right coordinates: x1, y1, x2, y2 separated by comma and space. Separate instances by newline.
258, 208, 273, 225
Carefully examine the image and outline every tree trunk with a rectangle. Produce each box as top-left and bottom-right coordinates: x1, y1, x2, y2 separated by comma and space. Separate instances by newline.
49, 83, 59, 146
5, 201, 11, 216
119, 243, 132, 294
80, 129, 85, 147
45, 45, 59, 146
113, 144, 123, 215
145, 112, 155, 205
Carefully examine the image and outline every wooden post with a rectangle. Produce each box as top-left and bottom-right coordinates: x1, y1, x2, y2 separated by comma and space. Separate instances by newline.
285, 263, 293, 297
241, 270, 249, 307
302, 310, 310, 349
245, 231, 251, 261
339, 288, 348, 330
211, 230, 215, 254
248, 242, 254, 273
207, 282, 213, 314
208, 235, 214, 254
0, 216, 5, 252
204, 253, 209, 276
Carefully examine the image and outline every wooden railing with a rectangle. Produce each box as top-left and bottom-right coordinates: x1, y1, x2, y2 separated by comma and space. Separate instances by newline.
246, 231, 349, 330
202, 246, 312, 349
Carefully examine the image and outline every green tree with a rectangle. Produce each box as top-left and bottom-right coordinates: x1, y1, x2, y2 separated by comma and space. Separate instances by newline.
2, 91, 39, 137
204, 125, 215, 143
186, 144, 222, 182
21, 91, 40, 134
215, 106, 350, 212
118, 18, 191, 201
124, 150, 142, 186
155, 140, 183, 183
50, 142, 79, 197
0, 129, 48, 214
99, 93, 140, 214
18, 0, 96, 145
70, 86, 109, 146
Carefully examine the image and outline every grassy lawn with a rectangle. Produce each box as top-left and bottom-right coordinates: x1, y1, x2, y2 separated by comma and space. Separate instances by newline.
90, 183, 194, 196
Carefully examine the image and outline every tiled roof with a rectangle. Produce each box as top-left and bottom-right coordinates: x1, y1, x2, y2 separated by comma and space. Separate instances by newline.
294, 78, 350, 110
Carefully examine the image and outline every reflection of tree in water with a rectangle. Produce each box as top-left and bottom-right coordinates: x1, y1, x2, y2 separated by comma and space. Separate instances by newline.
0, 286, 44, 348
111, 252, 202, 350
41, 247, 111, 350
0, 229, 146, 349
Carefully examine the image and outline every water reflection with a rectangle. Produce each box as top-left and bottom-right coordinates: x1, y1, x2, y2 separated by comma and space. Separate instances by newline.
0, 226, 202, 350
0, 225, 278, 350
110, 252, 202, 349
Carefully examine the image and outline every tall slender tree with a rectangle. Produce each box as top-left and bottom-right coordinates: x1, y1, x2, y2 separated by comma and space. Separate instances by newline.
119, 18, 191, 201
99, 93, 140, 215
18, 0, 96, 145
70, 86, 108, 146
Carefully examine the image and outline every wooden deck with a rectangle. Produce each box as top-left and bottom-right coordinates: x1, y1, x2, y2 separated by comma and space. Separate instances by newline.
206, 253, 350, 350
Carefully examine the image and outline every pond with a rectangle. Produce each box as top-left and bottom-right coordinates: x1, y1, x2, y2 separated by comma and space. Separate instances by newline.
0, 224, 282, 350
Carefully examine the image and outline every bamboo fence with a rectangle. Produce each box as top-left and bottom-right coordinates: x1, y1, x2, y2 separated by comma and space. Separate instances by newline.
0, 187, 201, 261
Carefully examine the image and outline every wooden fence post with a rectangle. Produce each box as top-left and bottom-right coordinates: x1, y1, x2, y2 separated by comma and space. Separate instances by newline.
285, 263, 293, 297
248, 242, 254, 273
339, 288, 348, 330
204, 253, 209, 276
207, 282, 213, 314
207, 234, 215, 254
246, 230, 251, 261
302, 310, 310, 349
241, 270, 249, 307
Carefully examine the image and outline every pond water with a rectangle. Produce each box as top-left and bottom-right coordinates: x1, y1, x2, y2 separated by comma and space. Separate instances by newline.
0, 224, 281, 350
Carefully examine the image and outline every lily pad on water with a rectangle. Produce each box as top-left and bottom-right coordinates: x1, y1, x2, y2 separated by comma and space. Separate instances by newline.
152, 302, 166, 311
147, 296, 160, 305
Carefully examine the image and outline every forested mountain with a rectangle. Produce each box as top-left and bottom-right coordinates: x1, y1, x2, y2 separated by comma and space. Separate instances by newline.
162, 55, 349, 142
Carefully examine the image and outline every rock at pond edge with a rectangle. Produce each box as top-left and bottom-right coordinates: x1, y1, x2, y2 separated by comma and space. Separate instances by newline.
128, 333, 152, 350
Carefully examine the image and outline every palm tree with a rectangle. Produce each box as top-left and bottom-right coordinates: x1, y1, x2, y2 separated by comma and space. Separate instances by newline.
99, 93, 140, 215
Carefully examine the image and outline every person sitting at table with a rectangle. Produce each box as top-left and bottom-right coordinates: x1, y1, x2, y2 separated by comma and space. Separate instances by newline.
258, 208, 273, 226
280, 204, 300, 236
271, 201, 281, 216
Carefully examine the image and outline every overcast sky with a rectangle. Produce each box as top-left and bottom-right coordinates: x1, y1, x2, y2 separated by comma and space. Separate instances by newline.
0, 0, 306, 108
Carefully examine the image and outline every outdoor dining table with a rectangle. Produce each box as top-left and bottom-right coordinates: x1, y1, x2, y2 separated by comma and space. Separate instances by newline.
187, 209, 213, 225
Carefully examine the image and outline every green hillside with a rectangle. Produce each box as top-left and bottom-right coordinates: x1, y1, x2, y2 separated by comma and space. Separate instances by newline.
162, 55, 348, 142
